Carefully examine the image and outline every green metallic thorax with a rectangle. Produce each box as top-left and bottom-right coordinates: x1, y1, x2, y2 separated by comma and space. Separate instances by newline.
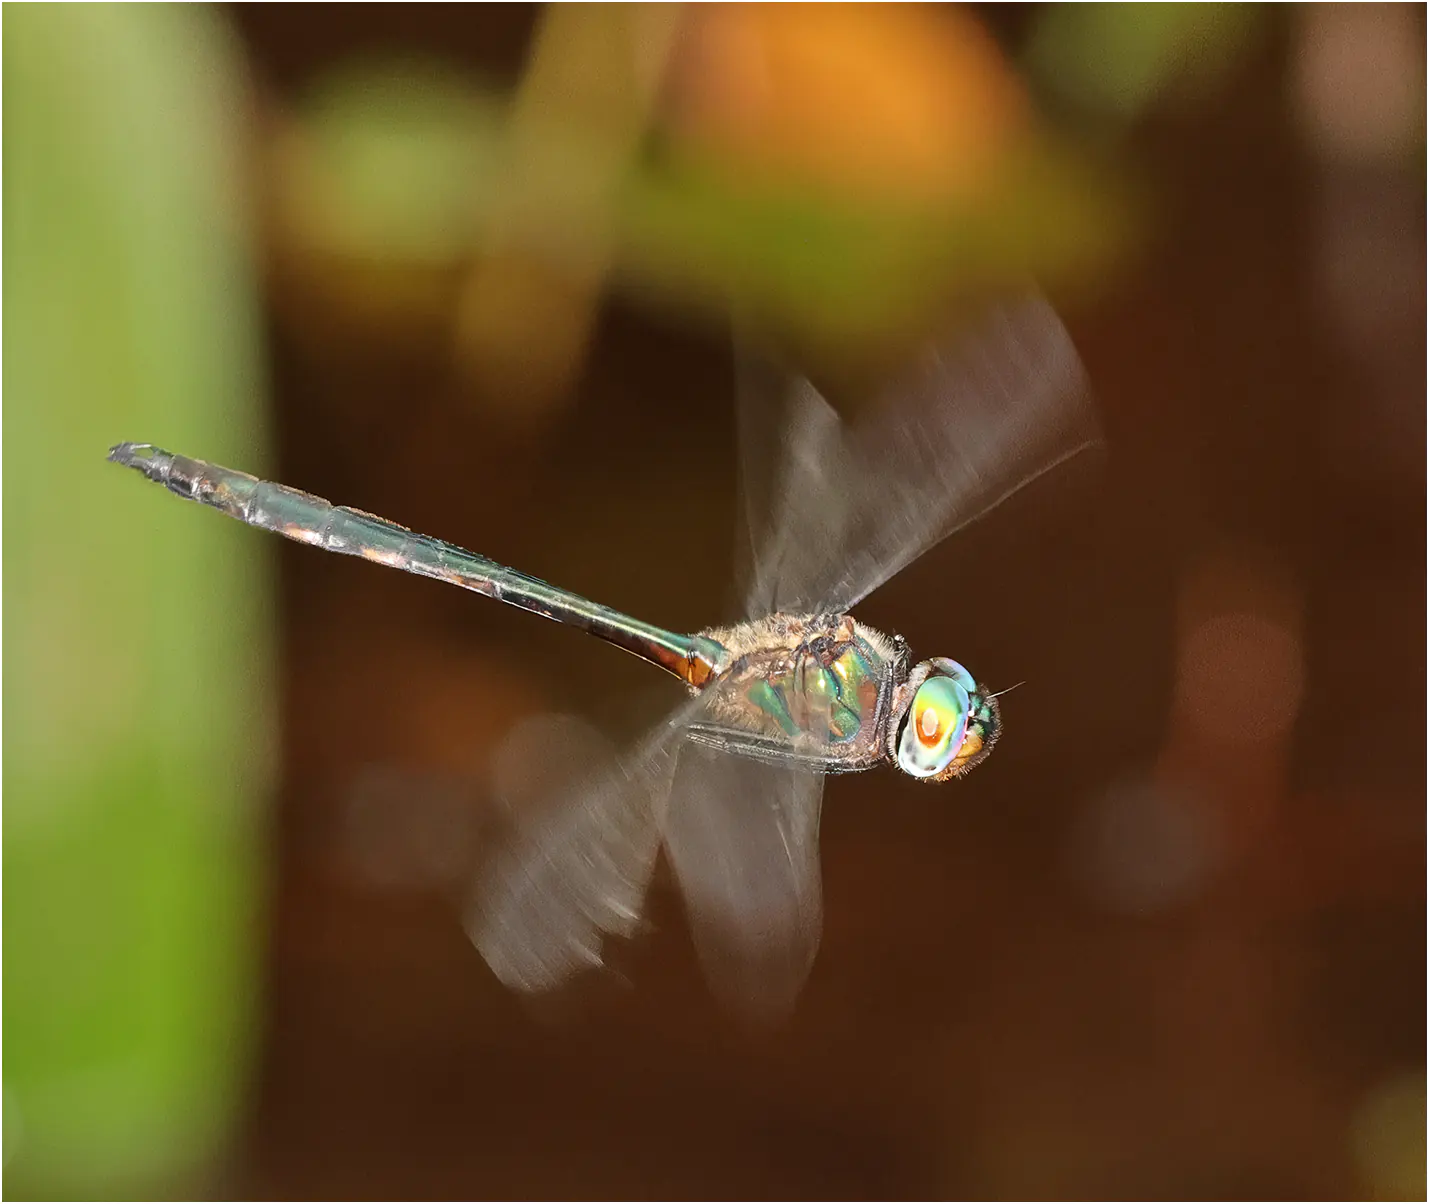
696, 614, 901, 770
743, 638, 881, 744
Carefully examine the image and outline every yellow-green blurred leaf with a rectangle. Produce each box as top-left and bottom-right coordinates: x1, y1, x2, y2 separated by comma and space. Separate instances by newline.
1027, 3, 1263, 124
282, 60, 505, 263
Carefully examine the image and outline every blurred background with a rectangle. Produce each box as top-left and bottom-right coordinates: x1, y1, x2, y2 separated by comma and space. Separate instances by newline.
4, 3, 1424, 1199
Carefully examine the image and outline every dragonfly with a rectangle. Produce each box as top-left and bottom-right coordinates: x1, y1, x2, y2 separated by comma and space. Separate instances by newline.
108, 295, 1096, 1018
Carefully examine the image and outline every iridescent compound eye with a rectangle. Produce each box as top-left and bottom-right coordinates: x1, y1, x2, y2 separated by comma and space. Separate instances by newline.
891, 658, 1003, 781
937, 659, 978, 695
896, 673, 971, 778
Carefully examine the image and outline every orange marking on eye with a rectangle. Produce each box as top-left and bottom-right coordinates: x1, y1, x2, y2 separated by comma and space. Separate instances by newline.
917, 705, 942, 746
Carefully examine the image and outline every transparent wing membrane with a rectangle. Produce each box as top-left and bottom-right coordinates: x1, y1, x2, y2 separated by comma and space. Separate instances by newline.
466, 697, 710, 993
745, 295, 1099, 616
663, 728, 827, 1023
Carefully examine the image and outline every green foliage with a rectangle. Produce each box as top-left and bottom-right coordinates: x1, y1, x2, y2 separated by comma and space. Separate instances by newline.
4, 6, 271, 1196
281, 57, 1130, 347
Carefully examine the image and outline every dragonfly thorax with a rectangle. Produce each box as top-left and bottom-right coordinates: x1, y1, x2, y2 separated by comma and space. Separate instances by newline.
692, 614, 1000, 780
695, 613, 901, 771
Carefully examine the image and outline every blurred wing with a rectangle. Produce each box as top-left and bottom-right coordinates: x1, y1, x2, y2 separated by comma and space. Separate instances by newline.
730, 314, 842, 621
739, 372, 846, 621
466, 696, 707, 994
750, 294, 1098, 616
731, 311, 780, 617
662, 719, 828, 1023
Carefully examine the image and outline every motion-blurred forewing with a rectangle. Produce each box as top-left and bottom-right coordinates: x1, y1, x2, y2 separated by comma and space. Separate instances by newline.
747, 295, 1098, 617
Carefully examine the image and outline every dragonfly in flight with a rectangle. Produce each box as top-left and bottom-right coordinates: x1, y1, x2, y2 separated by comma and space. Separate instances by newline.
109, 295, 1097, 1018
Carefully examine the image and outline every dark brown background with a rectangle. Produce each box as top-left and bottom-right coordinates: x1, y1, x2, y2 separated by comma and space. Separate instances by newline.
222, 6, 1424, 1199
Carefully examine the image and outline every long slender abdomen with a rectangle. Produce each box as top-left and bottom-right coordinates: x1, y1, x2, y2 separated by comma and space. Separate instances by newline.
109, 442, 491, 584
107, 442, 725, 686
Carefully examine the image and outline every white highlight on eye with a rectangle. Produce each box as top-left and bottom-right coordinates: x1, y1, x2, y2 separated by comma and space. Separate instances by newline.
920, 707, 939, 739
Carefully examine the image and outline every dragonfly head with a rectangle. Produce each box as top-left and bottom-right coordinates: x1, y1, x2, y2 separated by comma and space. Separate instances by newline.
889, 657, 1001, 782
